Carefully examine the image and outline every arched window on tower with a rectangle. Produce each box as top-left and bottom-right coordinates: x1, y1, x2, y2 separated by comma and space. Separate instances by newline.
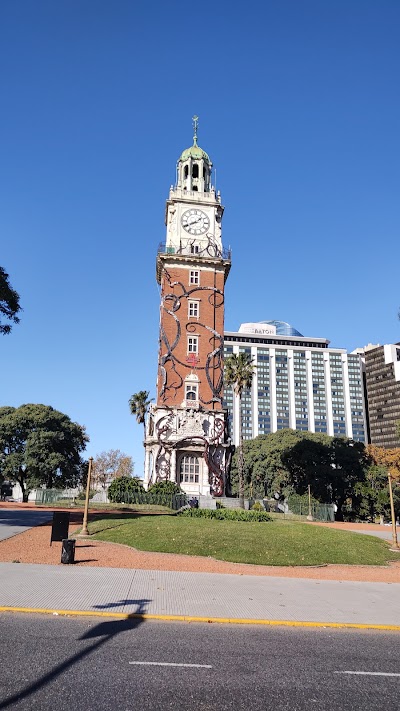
184, 165, 188, 179
185, 383, 198, 401
192, 164, 199, 178
184, 372, 199, 407
192, 186, 198, 191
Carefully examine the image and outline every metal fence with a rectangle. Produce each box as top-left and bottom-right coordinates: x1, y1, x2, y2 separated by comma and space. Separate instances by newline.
35, 489, 76, 506
109, 491, 188, 510
286, 499, 335, 522
35, 488, 187, 511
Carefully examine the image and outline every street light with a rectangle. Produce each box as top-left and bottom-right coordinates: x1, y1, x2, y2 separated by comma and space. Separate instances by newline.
388, 472, 399, 551
78, 457, 93, 538
306, 483, 314, 522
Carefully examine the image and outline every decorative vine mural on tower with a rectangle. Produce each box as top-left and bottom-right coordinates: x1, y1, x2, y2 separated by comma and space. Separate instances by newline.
158, 241, 225, 407
150, 408, 229, 496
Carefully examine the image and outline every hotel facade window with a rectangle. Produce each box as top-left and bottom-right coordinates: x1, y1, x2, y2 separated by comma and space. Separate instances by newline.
223, 321, 367, 447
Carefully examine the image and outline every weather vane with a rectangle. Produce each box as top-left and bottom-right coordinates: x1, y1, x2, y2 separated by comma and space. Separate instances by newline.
192, 115, 199, 145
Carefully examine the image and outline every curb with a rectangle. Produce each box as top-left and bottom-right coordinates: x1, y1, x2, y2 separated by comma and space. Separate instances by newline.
1, 607, 400, 631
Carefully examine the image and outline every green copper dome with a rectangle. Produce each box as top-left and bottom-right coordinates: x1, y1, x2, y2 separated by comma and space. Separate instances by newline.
179, 141, 211, 164
179, 116, 211, 164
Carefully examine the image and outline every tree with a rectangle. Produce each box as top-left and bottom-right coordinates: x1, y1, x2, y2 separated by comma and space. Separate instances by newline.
0, 404, 88, 501
229, 429, 368, 519
92, 449, 134, 490
0, 266, 22, 335
354, 465, 394, 522
328, 438, 368, 520
367, 445, 400, 546
229, 428, 306, 499
367, 445, 400, 482
128, 391, 153, 438
225, 353, 256, 508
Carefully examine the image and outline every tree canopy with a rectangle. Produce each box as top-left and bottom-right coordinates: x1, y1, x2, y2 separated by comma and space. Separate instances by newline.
229, 429, 369, 519
129, 391, 153, 434
93, 449, 134, 490
0, 404, 88, 500
225, 352, 256, 507
0, 266, 22, 335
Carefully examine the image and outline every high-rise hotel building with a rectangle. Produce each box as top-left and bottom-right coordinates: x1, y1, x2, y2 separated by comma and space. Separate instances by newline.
223, 321, 367, 445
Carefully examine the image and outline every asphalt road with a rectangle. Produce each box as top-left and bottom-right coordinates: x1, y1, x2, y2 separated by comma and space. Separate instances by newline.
0, 614, 399, 710
0, 509, 53, 541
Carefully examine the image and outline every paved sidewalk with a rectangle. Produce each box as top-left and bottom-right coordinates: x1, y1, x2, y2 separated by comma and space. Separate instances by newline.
1, 562, 400, 629
0, 510, 53, 541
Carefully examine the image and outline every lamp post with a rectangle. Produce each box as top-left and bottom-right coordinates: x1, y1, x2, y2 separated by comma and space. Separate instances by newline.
306, 483, 314, 522
80, 457, 93, 537
388, 472, 399, 551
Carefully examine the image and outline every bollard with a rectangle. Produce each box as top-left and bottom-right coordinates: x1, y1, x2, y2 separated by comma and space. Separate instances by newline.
61, 539, 75, 564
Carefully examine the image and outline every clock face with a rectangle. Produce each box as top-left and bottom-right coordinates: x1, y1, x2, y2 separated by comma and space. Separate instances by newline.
181, 209, 210, 235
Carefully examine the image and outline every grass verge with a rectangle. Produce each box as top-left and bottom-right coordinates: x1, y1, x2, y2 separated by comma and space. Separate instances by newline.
89, 515, 397, 567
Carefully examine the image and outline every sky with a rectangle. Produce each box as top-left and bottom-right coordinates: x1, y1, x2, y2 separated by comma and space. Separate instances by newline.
1, 0, 399, 474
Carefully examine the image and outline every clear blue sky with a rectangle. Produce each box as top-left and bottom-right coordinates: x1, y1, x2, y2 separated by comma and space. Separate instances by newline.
1, 0, 399, 474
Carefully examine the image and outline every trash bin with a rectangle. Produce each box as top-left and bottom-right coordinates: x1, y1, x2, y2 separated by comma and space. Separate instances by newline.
61, 539, 75, 564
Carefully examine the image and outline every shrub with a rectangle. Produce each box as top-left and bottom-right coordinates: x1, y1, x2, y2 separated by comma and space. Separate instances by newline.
76, 489, 96, 501
148, 481, 184, 496
179, 508, 271, 522
108, 476, 145, 503
251, 501, 264, 511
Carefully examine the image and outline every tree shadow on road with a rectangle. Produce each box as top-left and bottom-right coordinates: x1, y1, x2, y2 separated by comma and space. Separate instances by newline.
0, 598, 150, 710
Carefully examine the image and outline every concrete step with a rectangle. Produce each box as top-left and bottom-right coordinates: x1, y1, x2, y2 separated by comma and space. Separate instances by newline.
198, 496, 217, 510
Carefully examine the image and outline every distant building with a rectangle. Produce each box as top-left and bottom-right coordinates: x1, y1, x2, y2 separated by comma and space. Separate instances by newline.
223, 321, 367, 445
362, 343, 400, 449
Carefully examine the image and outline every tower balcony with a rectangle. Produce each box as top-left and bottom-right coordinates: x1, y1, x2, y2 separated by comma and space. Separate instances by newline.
157, 241, 231, 261
170, 187, 221, 204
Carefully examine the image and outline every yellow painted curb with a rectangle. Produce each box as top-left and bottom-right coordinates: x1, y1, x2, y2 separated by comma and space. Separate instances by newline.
1, 606, 400, 631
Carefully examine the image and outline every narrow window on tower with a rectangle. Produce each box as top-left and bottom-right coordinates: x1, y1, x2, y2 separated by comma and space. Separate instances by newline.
189, 270, 200, 285
187, 336, 198, 354
190, 244, 199, 254
188, 301, 199, 318
192, 164, 199, 178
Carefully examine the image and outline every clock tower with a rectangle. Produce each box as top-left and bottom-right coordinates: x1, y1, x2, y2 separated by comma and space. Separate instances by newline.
144, 118, 232, 497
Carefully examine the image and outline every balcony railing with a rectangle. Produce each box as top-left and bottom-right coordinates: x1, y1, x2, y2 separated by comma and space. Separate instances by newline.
157, 242, 231, 261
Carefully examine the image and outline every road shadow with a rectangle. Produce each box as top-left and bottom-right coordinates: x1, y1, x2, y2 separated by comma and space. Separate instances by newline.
0, 598, 151, 710
92, 599, 148, 612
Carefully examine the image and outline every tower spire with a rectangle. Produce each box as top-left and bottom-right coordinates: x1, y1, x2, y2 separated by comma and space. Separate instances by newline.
192, 115, 199, 146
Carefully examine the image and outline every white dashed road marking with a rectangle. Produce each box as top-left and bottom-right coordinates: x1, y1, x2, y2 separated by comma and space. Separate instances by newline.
129, 661, 212, 669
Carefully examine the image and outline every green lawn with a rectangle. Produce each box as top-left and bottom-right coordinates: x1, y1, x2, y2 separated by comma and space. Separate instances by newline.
88, 514, 397, 567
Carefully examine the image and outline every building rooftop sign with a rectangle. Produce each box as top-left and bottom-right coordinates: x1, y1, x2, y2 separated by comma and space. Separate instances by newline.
239, 322, 277, 335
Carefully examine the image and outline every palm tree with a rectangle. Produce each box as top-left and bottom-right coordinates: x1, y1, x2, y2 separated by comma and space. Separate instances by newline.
225, 353, 256, 508
128, 391, 153, 439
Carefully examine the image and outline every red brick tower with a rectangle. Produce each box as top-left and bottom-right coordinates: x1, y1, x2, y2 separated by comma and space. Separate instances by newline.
144, 118, 232, 498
